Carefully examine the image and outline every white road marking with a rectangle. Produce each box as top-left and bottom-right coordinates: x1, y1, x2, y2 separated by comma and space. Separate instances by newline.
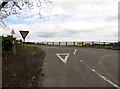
80, 60, 120, 89
47, 47, 55, 48
56, 53, 70, 64
73, 49, 77, 55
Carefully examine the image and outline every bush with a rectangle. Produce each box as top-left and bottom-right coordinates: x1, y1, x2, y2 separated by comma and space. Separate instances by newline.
2, 35, 14, 51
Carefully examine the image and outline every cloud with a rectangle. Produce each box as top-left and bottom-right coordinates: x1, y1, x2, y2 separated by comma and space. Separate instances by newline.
1, 0, 119, 42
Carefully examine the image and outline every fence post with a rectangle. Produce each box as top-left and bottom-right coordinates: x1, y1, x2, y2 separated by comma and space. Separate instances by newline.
92, 41, 94, 45
73, 42, 75, 46
82, 42, 84, 46
59, 42, 60, 46
53, 42, 54, 46
66, 42, 67, 46
103, 42, 105, 45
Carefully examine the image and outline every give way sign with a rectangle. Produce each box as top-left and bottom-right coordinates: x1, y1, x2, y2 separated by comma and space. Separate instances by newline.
19, 31, 29, 39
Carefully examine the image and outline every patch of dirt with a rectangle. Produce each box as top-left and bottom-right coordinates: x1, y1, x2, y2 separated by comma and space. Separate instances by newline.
2, 47, 45, 87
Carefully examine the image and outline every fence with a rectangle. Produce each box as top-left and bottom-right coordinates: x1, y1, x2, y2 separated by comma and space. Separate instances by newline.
36, 41, 116, 46
38, 42, 77, 46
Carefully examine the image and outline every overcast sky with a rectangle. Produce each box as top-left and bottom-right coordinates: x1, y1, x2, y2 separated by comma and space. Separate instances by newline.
0, 0, 119, 42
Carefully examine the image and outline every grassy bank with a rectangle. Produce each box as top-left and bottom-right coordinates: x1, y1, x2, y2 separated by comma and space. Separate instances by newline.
2, 45, 45, 87
23, 45, 38, 52
82, 45, 119, 50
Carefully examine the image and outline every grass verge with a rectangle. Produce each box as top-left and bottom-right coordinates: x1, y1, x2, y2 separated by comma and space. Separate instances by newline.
23, 45, 38, 52
18, 44, 39, 53
82, 45, 119, 50
2, 45, 45, 87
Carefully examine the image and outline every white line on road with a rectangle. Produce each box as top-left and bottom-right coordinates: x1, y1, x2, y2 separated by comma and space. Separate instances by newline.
80, 60, 120, 89
47, 47, 55, 48
56, 53, 70, 64
73, 49, 77, 55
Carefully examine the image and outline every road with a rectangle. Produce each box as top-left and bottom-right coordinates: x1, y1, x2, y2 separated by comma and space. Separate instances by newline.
34, 45, 119, 88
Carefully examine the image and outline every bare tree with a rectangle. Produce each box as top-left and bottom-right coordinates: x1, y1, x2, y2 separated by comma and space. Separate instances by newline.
0, 0, 52, 30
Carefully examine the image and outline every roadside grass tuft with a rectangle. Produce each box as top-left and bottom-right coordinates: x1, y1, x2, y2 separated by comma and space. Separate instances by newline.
18, 45, 39, 53
23, 45, 38, 52
82, 45, 119, 50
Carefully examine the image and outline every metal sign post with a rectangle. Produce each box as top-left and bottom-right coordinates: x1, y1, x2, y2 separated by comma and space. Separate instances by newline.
23, 38, 25, 48
11, 29, 16, 53
19, 31, 29, 48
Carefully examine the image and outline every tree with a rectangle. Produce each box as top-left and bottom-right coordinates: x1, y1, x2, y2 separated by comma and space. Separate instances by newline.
0, 0, 52, 30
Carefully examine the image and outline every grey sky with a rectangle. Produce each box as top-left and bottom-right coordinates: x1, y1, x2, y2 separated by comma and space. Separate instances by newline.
0, 0, 119, 42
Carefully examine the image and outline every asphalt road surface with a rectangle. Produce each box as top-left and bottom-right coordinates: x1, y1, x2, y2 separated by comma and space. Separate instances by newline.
34, 45, 119, 88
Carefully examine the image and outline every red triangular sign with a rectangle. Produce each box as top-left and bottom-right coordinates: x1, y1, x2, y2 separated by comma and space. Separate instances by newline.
11, 29, 15, 35
19, 31, 29, 39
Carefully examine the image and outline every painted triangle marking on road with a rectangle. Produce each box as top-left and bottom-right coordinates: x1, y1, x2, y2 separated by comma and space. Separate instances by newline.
56, 53, 70, 64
